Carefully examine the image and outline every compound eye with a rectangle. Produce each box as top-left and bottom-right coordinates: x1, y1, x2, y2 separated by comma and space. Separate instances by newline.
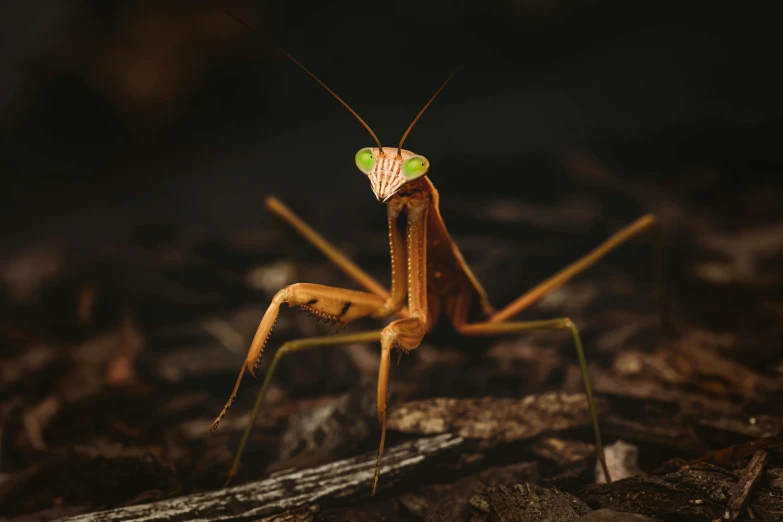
401, 156, 429, 180
355, 147, 377, 174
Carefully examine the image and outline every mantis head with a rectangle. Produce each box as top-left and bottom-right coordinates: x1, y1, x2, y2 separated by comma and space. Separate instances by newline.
355, 147, 430, 202
260, 35, 460, 203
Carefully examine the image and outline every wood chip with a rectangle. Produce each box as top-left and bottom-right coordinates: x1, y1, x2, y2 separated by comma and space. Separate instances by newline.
257, 505, 322, 522
272, 378, 377, 472
388, 392, 608, 446
575, 509, 662, 521
402, 461, 540, 522
469, 483, 591, 522
654, 436, 781, 474
581, 462, 783, 520
723, 450, 769, 521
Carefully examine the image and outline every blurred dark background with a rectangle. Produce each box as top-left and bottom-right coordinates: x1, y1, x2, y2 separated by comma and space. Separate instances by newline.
1, 0, 780, 253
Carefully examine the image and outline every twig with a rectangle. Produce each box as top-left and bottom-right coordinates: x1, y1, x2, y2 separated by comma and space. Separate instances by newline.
723, 450, 769, 522
59, 434, 463, 522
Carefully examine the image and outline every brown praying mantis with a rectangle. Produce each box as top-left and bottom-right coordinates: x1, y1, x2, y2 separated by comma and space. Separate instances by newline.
208, 27, 664, 496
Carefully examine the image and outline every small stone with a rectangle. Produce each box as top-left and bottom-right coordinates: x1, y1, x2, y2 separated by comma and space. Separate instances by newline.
596, 440, 642, 483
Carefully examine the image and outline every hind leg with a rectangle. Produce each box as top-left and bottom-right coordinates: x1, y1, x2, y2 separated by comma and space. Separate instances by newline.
456, 317, 609, 481
489, 213, 665, 325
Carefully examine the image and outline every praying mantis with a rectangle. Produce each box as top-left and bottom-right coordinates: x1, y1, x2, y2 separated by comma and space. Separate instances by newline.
208, 19, 663, 496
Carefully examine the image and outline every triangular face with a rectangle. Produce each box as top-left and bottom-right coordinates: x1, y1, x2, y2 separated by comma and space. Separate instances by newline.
355, 147, 430, 201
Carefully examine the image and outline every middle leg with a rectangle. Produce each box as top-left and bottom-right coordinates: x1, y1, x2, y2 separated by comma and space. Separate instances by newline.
456, 318, 611, 482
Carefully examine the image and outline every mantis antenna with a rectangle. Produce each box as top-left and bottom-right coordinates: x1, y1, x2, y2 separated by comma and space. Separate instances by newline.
396, 63, 464, 157
221, 9, 384, 151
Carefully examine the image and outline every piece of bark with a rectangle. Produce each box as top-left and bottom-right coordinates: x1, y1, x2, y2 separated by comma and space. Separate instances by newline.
693, 415, 782, 444
57, 434, 463, 522
401, 461, 540, 522
257, 505, 323, 522
722, 450, 768, 522
532, 438, 596, 467
532, 438, 595, 489
469, 483, 591, 522
660, 336, 783, 401
388, 392, 608, 447
609, 334, 783, 404
653, 436, 781, 474
768, 468, 783, 493
575, 509, 662, 521
591, 366, 739, 418
323, 501, 410, 522
581, 462, 783, 521
271, 378, 377, 473
601, 415, 702, 455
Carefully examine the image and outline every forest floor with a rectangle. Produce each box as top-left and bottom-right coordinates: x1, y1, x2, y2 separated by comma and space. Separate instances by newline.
1, 146, 782, 522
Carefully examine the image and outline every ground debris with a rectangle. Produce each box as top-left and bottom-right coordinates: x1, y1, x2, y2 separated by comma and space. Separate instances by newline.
0, 444, 176, 519
395, 461, 540, 521
257, 504, 323, 522
387, 392, 608, 446
599, 332, 783, 418
653, 436, 781, 474
722, 450, 768, 522
272, 378, 378, 472
469, 483, 591, 522
576, 509, 663, 521
532, 437, 596, 468
2, 113, 782, 522
531, 438, 596, 489
580, 462, 783, 521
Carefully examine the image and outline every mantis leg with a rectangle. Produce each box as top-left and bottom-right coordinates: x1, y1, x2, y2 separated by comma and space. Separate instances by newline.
210, 282, 400, 431
221, 329, 383, 487
488, 213, 665, 324
455, 318, 611, 482
266, 197, 408, 317
209, 281, 404, 487
212, 197, 407, 429
210, 199, 409, 487
372, 199, 431, 496
456, 215, 665, 482
373, 317, 428, 495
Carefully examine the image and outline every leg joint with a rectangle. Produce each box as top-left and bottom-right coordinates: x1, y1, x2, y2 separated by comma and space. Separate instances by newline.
273, 286, 293, 305
380, 327, 396, 347
275, 341, 293, 359
561, 317, 578, 335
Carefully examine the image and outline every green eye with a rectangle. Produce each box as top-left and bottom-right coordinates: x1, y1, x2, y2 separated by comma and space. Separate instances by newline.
401, 156, 429, 180
355, 148, 376, 174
